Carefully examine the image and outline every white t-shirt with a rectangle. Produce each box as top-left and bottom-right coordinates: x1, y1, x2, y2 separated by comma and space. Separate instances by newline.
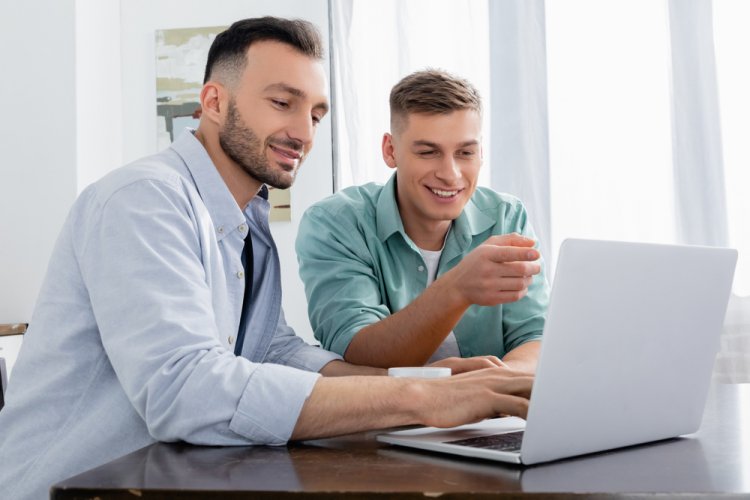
419, 246, 461, 362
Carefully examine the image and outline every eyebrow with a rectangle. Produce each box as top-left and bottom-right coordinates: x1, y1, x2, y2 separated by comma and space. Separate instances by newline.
263, 82, 329, 114
411, 139, 479, 148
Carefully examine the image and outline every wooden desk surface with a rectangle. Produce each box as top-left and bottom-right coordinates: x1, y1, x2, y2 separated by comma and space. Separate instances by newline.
52, 383, 749, 499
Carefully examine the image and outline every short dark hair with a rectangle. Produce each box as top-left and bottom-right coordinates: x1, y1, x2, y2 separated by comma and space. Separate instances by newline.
203, 16, 324, 85
389, 69, 482, 134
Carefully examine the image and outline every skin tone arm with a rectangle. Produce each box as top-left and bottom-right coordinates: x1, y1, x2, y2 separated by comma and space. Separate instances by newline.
501, 340, 540, 373
344, 233, 541, 368
319, 354, 510, 378
292, 366, 533, 440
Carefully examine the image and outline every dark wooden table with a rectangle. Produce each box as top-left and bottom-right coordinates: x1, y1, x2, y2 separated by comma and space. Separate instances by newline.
52, 383, 750, 499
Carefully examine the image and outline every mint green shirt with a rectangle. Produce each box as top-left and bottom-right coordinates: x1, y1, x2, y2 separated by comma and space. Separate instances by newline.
296, 174, 549, 359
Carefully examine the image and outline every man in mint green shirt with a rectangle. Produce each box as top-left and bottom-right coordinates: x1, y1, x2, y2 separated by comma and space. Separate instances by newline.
296, 70, 549, 371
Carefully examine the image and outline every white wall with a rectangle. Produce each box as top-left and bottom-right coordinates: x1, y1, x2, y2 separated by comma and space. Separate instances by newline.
76, 0, 123, 191
0, 0, 78, 325
0, 0, 333, 378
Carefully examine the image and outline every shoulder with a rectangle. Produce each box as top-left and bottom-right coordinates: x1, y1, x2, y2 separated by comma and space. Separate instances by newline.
95, 150, 185, 198
80, 150, 193, 211
297, 183, 384, 256
470, 186, 526, 213
466, 187, 531, 234
69, 150, 198, 243
303, 182, 383, 223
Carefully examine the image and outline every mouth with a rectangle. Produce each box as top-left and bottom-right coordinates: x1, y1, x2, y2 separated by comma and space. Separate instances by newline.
428, 187, 462, 199
269, 143, 303, 162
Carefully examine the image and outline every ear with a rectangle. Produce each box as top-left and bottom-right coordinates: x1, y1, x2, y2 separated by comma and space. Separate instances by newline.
199, 81, 227, 126
381, 133, 398, 169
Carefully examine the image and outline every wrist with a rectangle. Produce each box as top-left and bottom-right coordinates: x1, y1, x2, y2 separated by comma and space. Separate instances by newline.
399, 378, 433, 425
433, 269, 471, 310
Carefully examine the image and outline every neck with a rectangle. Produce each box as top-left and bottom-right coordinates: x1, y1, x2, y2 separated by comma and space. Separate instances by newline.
402, 218, 451, 251
194, 127, 262, 209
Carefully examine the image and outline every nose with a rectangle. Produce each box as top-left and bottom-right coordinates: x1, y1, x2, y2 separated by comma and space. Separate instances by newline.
286, 110, 315, 146
435, 156, 461, 183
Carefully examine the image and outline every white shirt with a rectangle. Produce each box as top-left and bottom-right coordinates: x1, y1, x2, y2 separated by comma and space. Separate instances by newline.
420, 246, 461, 362
0, 130, 340, 500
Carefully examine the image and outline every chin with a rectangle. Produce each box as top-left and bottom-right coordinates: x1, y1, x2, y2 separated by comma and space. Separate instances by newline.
426, 210, 461, 223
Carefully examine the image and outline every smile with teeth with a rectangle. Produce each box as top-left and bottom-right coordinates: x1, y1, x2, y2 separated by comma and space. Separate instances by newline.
429, 187, 460, 198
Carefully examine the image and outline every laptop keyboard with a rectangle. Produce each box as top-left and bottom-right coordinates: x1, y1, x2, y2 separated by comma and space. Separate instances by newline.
445, 430, 525, 452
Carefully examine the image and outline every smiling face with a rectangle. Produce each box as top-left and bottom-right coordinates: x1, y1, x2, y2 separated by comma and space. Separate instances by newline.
382, 109, 482, 249
218, 40, 329, 189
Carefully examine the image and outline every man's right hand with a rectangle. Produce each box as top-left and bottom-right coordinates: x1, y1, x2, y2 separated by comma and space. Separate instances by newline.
342, 232, 543, 368
291, 366, 533, 440
412, 366, 533, 428
442, 233, 541, 307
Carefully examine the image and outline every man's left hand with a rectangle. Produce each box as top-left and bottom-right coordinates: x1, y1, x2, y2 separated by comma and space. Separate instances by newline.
428, 356, 507, 375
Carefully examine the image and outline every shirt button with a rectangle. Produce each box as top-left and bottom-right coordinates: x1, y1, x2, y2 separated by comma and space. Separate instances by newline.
228, 336, 235, 345
239, 224, 248, 234
236, 270, 244, 279
418, 265, 425, 272
217, 226, 224, 234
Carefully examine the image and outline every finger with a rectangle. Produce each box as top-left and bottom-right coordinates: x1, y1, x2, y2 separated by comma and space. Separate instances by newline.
481, 355, 506, 368
486, 373, 534, 399
486, 246, 540, 263
494, 261, 541, 277
493, 290, 528, 303
427, 357, 476, 373
485, 233, 537, 248
493, 277, 529, 292
443, 357, 500, 374
491, 394, 530, 420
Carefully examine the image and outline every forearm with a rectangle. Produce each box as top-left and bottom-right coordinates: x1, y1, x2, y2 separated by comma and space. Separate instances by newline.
344, 277, 469, 368
291, 367, 535, 441
501, 340, 541, 373
291, 376, 419, 439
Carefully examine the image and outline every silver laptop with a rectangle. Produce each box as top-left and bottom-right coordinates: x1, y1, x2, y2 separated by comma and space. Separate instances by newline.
378, 238, 737, 465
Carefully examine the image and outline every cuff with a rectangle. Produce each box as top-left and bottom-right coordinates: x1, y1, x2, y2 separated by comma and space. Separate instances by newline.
285, 344, 342, 372
229, 363, 320, 445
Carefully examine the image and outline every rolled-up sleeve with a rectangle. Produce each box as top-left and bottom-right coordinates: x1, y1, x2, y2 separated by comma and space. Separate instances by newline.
78, 177, 316, 445
230, 363, 319, 444
296, 207, 390, 356
265, 309, 342, 372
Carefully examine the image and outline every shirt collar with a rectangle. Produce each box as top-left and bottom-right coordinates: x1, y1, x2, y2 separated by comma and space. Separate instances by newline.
375, 173, 406, 242
170, 130, 247, 242
375, 172, 496, 246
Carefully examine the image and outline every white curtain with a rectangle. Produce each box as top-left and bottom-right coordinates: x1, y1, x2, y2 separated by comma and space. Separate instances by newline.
667, 0, 750, 382
710, 0, 750, 382
668, 0, 728, 248
329, 0, 491, 190
329, 0, 750, 381
487, 0, 552, 265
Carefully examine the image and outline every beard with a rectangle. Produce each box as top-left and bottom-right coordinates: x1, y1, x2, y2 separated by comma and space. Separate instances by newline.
219, 98, 304, 190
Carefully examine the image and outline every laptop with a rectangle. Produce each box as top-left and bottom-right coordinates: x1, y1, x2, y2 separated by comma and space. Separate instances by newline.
378, 238, 737, 465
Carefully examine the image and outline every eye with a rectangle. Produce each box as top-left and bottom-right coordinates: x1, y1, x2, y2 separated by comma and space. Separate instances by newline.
271, 99, 289, 109
458, 150, 476, 157
312, 114, 322, 126
417, 150, 438, 157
